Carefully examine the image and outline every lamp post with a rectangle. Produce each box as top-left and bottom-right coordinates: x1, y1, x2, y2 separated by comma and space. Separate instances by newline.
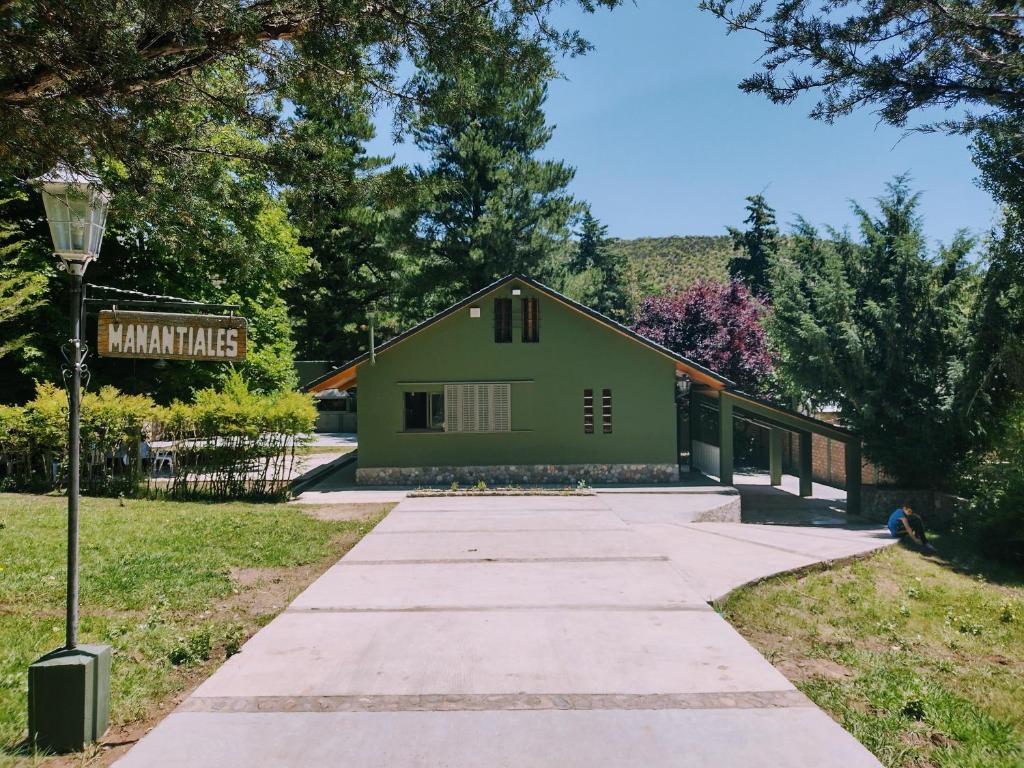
675, 373, 693, 476
27, 166, 112, 753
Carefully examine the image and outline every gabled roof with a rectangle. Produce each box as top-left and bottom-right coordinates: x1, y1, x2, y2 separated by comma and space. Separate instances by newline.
305, 274, 734, 393
305, 274, 857, 441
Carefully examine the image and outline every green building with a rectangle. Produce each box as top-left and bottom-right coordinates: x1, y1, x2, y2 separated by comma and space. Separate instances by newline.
308, 275, 862, 512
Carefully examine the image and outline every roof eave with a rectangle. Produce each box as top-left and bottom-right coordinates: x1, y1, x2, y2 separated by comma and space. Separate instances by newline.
305, 273, 734, 392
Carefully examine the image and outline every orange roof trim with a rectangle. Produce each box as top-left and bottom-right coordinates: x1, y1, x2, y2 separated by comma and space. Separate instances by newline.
304, 275, 734, 394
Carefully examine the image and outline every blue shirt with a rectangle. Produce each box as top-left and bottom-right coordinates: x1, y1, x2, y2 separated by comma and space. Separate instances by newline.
887, 509, 907, 537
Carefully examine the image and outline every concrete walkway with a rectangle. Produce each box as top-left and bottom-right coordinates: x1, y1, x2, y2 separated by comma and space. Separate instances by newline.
118, 494, 893, 767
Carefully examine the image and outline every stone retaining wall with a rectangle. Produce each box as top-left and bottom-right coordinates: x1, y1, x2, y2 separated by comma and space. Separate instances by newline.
356, 463, 680, 486
861, 487, 966, 531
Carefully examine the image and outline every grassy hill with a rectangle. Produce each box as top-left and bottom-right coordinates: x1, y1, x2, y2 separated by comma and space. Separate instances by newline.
608, 235, 736, 308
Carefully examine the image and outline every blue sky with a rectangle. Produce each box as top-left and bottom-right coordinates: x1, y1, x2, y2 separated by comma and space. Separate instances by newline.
368, 0, 996, 247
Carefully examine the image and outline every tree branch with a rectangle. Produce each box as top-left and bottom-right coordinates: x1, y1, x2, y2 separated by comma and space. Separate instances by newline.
0, 15, 309, 104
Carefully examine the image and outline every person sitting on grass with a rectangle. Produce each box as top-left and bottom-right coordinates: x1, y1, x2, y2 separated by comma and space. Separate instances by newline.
888, 504, 936, 553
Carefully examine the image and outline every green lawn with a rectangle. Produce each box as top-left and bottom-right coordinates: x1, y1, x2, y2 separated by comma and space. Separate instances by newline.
720, 537, 1024, 768
0, 492, 385, 763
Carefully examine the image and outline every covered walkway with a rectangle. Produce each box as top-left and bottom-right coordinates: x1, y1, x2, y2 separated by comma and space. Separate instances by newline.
688, 388, 862, 515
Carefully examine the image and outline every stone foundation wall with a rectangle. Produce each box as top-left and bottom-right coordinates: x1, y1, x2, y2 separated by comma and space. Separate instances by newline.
356, 463, 680, 486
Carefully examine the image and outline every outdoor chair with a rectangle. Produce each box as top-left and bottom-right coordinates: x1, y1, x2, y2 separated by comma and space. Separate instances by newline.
152, 448, 174, 474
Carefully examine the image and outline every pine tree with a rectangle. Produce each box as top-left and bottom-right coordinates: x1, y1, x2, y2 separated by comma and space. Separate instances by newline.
728, 194, 778, 295
562, 210, 629, 319
958, 209, 1024, 447
401, 60, 579, 318
0, 187, 51, 396
0, 0, 612, 179
573, 211, 606, 272
276, 82, 411, 367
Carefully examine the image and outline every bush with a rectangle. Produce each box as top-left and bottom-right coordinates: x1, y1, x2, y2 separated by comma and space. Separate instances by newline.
150, 372, 315, 501
82, 386, 155, 494
0, 374, 315, 501
0, 383, 154, 494
962, 401, 1024, 564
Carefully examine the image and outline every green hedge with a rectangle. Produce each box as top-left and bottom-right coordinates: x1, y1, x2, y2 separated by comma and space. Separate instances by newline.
960, 401, 1024, 564
0, 374, 316, 501
152, 374, 315, 500
0, 383, 152, 494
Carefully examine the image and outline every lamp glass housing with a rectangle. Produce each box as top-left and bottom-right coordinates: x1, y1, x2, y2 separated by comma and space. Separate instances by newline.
34, 167, 109, 265
675, 373, 692, 402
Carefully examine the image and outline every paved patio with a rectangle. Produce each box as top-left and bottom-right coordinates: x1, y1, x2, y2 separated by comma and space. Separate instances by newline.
117, 491, 892, 767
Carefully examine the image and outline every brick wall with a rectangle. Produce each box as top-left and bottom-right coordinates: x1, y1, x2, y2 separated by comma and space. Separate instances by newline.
783, 432, 890, 490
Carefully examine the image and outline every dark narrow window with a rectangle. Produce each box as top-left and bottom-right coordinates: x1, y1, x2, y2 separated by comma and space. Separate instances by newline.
430, 393, 446, 428
405, 392, 445, 431
602, 389, 613, 433
583, 389, 594, 434
522, 298, 539, 343
405, 392, 427, 430
494, 298, 512, 343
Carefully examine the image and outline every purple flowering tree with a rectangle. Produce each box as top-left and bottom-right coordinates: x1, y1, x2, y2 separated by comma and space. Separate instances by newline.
633, 280, 773, 393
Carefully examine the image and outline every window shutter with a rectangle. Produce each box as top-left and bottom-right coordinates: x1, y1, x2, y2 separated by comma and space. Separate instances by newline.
492, 384, 510, 431
494, 299, 512, 342
444, 383, 510, 433
475, 384, 489, 430
521, 298, 539, 342
461, 385, 477, 432
444, 384, 460, 432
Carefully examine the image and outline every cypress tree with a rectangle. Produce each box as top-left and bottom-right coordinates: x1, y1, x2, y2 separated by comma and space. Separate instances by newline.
728, 194, 778, 296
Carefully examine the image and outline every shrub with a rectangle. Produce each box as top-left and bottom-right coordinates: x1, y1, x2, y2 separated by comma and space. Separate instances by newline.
0, 383, 154, 493
0, 404, 31, 490
150, 371, 315, 501
0, 373, 315, 501
222, 624, 247, 658
82, 386, 156, 494
168, 626, 213, 666
961, 400, 1024, 564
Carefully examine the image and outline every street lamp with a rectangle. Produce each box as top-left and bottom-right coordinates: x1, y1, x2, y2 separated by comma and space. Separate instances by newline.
675, 372, 692, 402
36, 166, 110, 274
27, 165, 112, 754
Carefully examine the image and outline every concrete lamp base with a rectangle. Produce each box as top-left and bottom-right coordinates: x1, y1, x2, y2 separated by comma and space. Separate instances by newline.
28, 644, 111, 753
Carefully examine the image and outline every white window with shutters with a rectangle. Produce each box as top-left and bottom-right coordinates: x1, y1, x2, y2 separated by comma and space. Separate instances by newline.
444, 383, 511, 432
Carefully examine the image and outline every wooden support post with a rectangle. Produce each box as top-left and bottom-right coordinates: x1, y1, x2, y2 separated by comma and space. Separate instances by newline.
676, 395, 687, 471
798, 431, 813, 497
718, 396, 733, 486
769, 427, 783, 486
845, 440, 862, 515
687, 393, 700, 474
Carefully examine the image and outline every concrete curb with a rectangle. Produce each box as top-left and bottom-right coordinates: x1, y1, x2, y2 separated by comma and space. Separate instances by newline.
691, 496, 742, 523
708, 540, 896, 608
408, 490, 597, 497
290, 451, 358, 496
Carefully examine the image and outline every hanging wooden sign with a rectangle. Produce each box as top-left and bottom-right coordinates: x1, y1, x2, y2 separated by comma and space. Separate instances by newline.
97, 310, 247, 361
